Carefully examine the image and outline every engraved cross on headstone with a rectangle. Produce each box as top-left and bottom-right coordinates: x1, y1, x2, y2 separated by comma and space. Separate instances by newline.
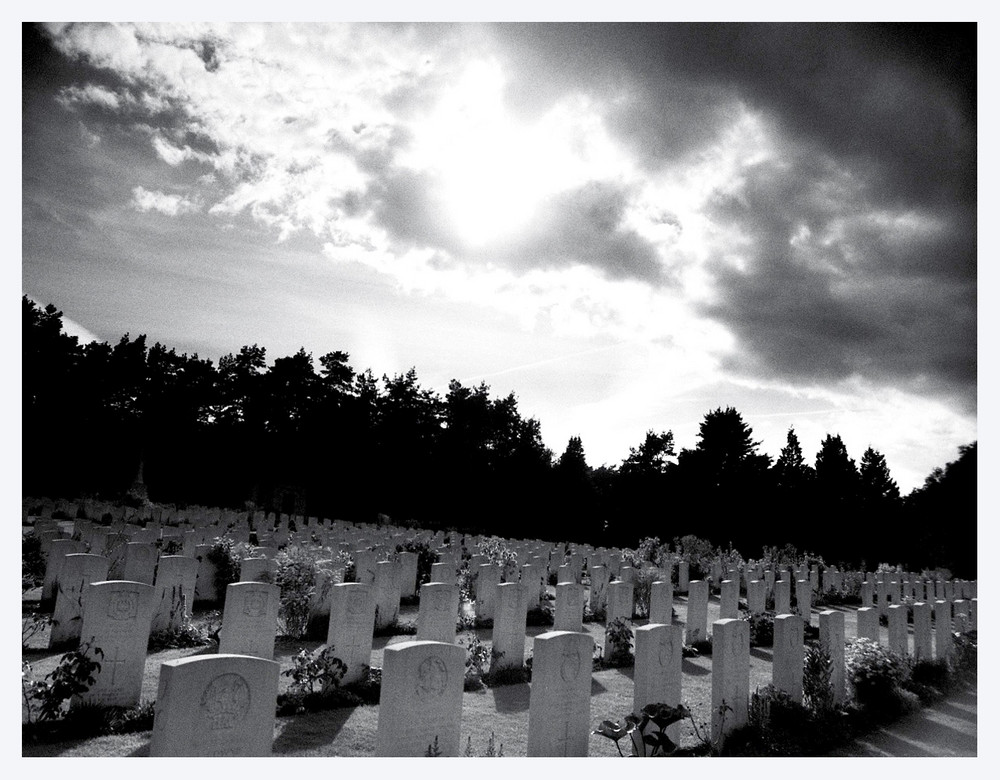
555, 719, 573, 756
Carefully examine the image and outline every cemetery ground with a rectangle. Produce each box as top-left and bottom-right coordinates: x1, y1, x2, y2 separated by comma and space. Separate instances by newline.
24, 580, 971, 758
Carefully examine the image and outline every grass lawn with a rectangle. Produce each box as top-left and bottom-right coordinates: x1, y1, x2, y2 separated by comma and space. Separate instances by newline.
24, 583, 905, 757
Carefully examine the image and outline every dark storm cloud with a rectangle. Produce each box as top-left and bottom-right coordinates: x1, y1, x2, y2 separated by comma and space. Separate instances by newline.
700, 154, 976, 411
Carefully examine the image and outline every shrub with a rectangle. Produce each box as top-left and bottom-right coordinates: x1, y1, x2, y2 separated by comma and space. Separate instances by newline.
22, 609, 51, 649
463, 635, 495, 690
741, 611, 775, 647
951, 630, 977, 678
605, 617, 634, 666
478, 536, 519, 581
273, 547, 317, 639
525, 604, 554, 627
206, 537, 252, 598
395, 537, 438, 586
631, 569, 655, 618
22, 641, 103, 724
592, 702, 691, 756
845, 638, 905, 709
802, 644, 834, 714
22, 533, 46, 591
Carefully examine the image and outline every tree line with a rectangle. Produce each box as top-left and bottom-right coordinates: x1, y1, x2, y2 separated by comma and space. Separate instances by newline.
23, 296, 976, 575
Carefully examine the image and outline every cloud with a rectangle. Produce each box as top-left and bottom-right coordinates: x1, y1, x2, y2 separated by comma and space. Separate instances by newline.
55, 83, 122, 110
697, 151, 976, 412
131, 186, 200, 216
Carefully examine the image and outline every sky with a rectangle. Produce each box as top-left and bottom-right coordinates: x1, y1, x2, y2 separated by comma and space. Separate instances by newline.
21, 18, 979, 494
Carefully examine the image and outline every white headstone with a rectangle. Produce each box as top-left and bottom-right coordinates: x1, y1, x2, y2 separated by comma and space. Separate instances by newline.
912, 601, 933, 661
76, 580, 155, 707
416, 583, 460, 644
50, 553, 110, 648
685, 580, 709, 644
775, 578, 791, 615
491, 582, 529, 671
648, 580, 673, 624
887, 604, 908, 657
218, 582, 280, 659
151, 555, 198, 633
554, 582, 585, 632
856, 606, 879, 642
818, 610, 845, 706
934, 599, 952, 660
374, 560, 401, 630
526, 631, 594, 756
327, 583, 376, 684
772, 613, 804, 703
720, 579, 739, 619
633, 623, 683, 745
711, 618, 749, 747
150, 654, 280, 756
375, 640, 466, 756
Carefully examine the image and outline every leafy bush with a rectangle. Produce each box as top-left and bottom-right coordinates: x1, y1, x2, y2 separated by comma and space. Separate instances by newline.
284, 646, 347, 697
722, 685, 845, 756
741, 611, 775, 647
22, 641, 103, 725
525, 604, 554, 627
605, 617, 634, 666
951, 630, 977, 678
206, 537, 253, 598
672, 535, 717, 580
22, 609, 51, 649
147, 620, 211, 651
802, 644, 833, 714
463, 635, 495, 690
273, 547, 317, 638
844, 638, 905, 710
478, 536, 519, 581
636, 536, 668, 566
631, 569, 655, 618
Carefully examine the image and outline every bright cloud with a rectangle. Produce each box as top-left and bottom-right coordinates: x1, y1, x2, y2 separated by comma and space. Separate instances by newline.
131, 186, 200, 216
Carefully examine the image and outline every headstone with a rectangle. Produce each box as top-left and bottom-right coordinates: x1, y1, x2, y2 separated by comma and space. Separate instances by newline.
861, 582, 874, 608
374, 561, 401, 630
969, 598, 977, 631
795, 579, 811, 625
218, 582, 280, 659
588, 565, 610, 613
685, 580, 709, 644
491, 582, 529, 671
521, 562, 544, 605
711, 618, 749, 747
194, 544, 218, 603
475, 564, 502, 621
50, 553, 110, 648
887, 604, 908, 657
416, 583, 460, 644
934, 600, 952, 661
354, 550, 377, 584
747, 579, 765, 615
774, 577, 792, 615
122, 542, 157, 585
720, 579, 739, 619
648, 580, 673, 624
912, 602, 933, 661
526, 631, 594, 756
398, 551, 419, 597
557, 564, 574, 584
41, 538, 83, 603
327, 583, 376, 684
877, 581, 889, 616
772, 614, 804, 703
76, 580, 155, 707
554, 582, 585, 632
150, 654, 280, 756
677, 561, 689, 593
375, 641, 466, 756
856, 606, 879, 642
605, 581, 633, 624
764, 569, 775, 596
429, 561, 454, 585
151, 555, 198, 632
633, 623, 683, 745
819, 610, 845, 706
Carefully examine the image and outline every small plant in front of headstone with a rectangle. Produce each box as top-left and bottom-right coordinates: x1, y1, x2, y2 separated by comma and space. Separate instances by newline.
273, 546, 321, 638
276, 646, 348, 715
207, 537, 253, 597
802, 643, 834, 715
740, 611, 775, 647
592, 702, 691, 756
462, 635, 492, 690
604, 617, 634, 667
843, 638, 904, 714
21, 532, 46, 591
22, 641, 103, 730
464, 731, 504, 756
22, 608, 51, 649
425, 735, 443, 756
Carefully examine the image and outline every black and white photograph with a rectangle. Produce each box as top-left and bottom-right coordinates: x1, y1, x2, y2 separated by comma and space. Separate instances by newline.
19, 8, 983, 763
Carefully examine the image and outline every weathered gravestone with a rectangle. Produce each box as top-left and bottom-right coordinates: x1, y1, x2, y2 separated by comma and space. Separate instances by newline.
151, 555, 198, 633
150, 654, 280, 756
795, 579, 812, 625
685, 580, 709, 644
711, 618, 749, 747
193, 544, 218, 603
677, 560, 689, 593
648, 579, 673, 624
935, 599, 952, 660
588, 565, 609, 612
429, 561, 454, 585
913, 601, 933, 661
375, 640, 466, 756
554, 582, 585, 632
41, 538, 83, 604
122, 542, 157, 585
521, 562, 545, 606
239, 556, 276, 583
416, 582, 460, 643
606, 580, 633, 624
856, 606, 879, 642
633, 623, 683, 745
75, 580, 155, 707
354, 550, 377, 584
747, 579, 765, 615
887, 604, 908, 657
374, 560, 401, 630
775, 577, 791, 615
720, 579, 739, 620
772, 614, 804, 703
398, 551, 419, 598
50, 553, 110, 648
218, 582, 280, 659
327, 582, 376, 684
491, 582, 529, 671
526, 631, 594, 756
475, 564, 502, 621
819, 610, 845, 706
